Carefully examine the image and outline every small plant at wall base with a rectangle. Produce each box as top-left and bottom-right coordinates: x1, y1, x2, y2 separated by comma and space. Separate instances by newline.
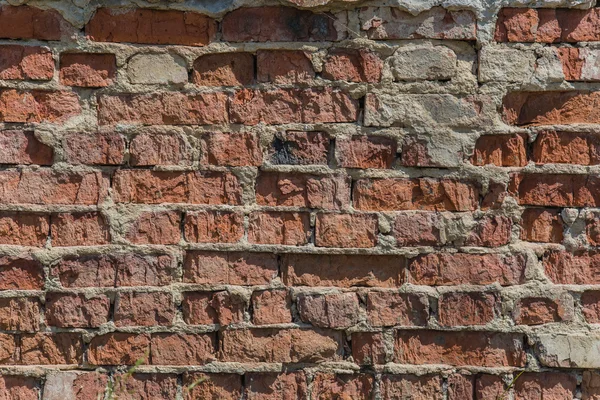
496, 371, 524, 400
101, 353, 147, 400
100, 352, 207, 400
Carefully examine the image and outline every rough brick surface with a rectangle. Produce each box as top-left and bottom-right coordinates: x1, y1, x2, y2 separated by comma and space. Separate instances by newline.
438, 292, 498, 326
222, 7, 338, 42
63, 131, 124, 165
45, 293, 110, 328
60, 53, 116, 87
0, 45, 53, 81
0, 0, 596, 397
193, 53, 254, 86
86, 8, 216, 46
257, 50, 315, 84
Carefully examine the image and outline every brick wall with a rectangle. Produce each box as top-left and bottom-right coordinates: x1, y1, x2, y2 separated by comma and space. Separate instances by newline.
0, 0, 599, 398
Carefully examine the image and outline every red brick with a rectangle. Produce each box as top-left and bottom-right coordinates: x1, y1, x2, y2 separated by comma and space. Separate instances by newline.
0, 256, 44, 290
114, 374, 178, 400
57, 373, 104, 400
582, 291, 600, 323
0, 45, 53, 80
393, 212, 441, 246
229, 88, 359, 125
380, 375, 443, 400
450, 374, 505, 400
98, 92, 228, 125
366, 292, 428, 327
0, 297, 40, 332
0, 334, 16, 363
251, 289, 292, 325
51, 212, 110, 247
447, 374, 473, 400
129, 132, 192, 166
322, 49, 382, 83
63, 131, 124, 165
535, 9, 563, 43
297, 293, 360, 328
184, 211, 243, 244
587, 212, 600, 246
182, 291, 245, 326
438, 292, 498, 326
256, 50, 315, 84
0, 170, 108, 205
503, 91, 600, 126
521, 208, 564, 243
220, 328, 341, 363
87, 8, 216, 46
43, 372, 107, 400
311, 374, 373, 400
532, 131, 600, 165
513, 297, 570, 325
211, 291, 247, 326
583, 371, 600, 400
0, 5, 65, 40
248, 212, 310, 245
246, 372, 307, 400
20, 333, 83, 365
511, 173, 600, 207
54, 253, 174, 288
0, 89, 80, 123
482, 181, 508, 210
559, 8, 600, 42
270, 131, 330, 165
184, 373, 242, 400
475, 375, 505, 400
125, 211, 181, 245
201, 132, 262, 166
283, 253, 403, 288
360, 7, 476, 40
352, 332, 386, 365
495, 8, 552, 42
222, 7, 338, 42
113, 170, 241, 205
0, 212, 48, 246
0, 376, 39, 400
514, 373, 576, 400
182, 292, 216, 325
465, 215, 512, 247
401, 136, 434, 167
0, 130, 52, 165
88, 333, 150, 366
556, 47, 583, 81
495, 8, 600, 43
472, 134, 527, 166
115, 292, 176, 327
50, 254, 90, 293
336, 135, 396, 168
544, 250, 600, 284
45, 293, 109, 328
315, 213, 378, 248
192, 53, 254, 86
184, 251, 277, 285
354, 178, 478, 211
151, 333, 216, 365
407, 253, 526, 286
395, 330, 526, 367
256, 172, 350, 210
59, 53, 115, 87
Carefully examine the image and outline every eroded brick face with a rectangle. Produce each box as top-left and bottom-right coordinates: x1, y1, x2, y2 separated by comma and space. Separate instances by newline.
0, 1, 596, 398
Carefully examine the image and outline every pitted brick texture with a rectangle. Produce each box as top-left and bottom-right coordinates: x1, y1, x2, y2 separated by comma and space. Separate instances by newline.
0, 0, 599, 398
